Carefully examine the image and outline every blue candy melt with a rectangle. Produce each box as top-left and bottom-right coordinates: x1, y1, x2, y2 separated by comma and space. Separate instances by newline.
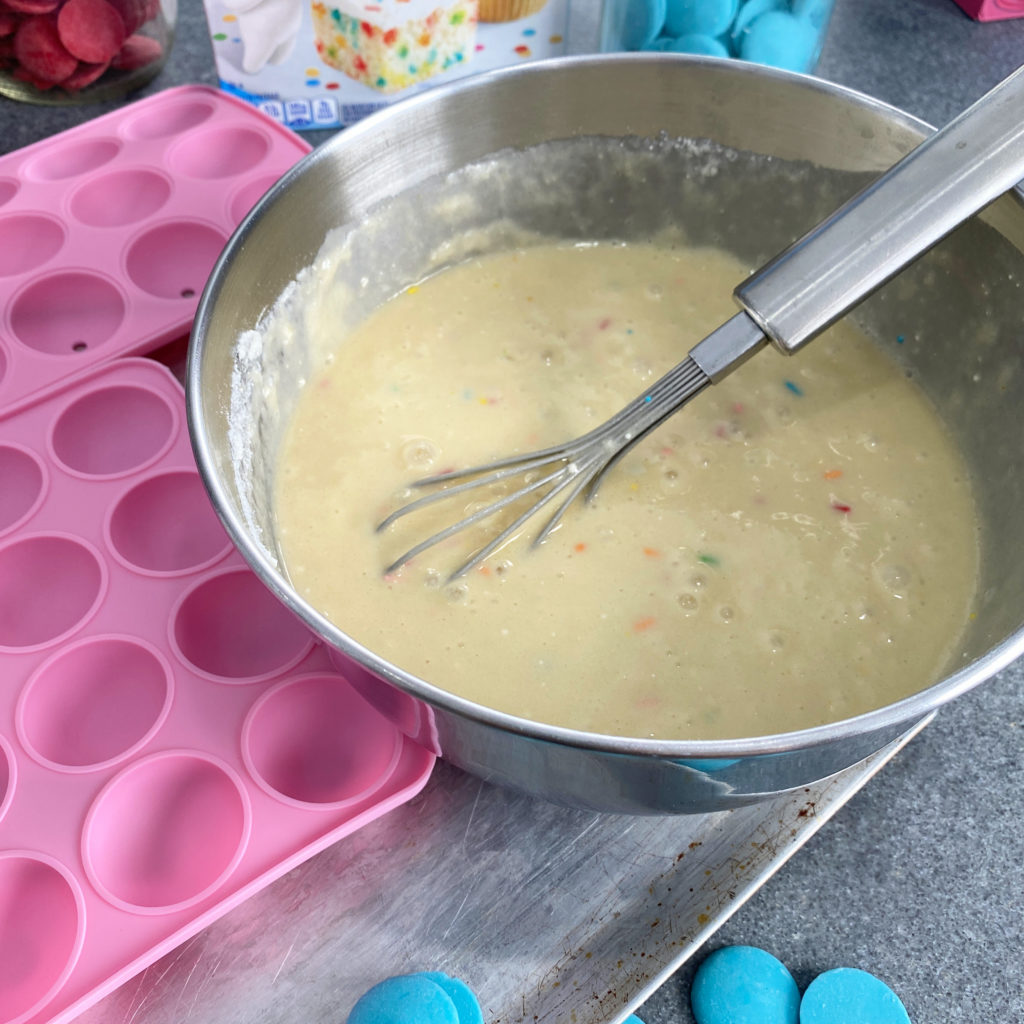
604, 0, 667, 50
348, 975, 461, 1024
790, 0, 834, 30
666, 33, 731, 57
730, 0, 787, 46
739, 10, 820, 71
799, 968, 911, 1024
641, 36, 675, 50
691, 946, 800, 1024
415, 973, 484, 1024
664, 0, 738, 37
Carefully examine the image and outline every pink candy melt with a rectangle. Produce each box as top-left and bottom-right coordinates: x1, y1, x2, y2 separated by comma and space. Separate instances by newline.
111, 32, 162, 70
14, 16, 77, 82
57, 0, 126, 63
1, 0, 161, 91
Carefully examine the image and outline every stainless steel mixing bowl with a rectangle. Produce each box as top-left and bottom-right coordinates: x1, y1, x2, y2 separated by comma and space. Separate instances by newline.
188, 55, 1024, 813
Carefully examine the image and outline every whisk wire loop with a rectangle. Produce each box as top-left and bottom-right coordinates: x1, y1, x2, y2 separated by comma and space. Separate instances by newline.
378, 348, 726, 580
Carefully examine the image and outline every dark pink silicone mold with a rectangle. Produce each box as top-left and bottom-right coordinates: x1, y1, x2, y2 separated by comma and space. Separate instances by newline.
0, 85, 311, 417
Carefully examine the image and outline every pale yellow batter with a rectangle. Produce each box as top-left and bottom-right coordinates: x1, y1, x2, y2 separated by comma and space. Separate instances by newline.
273, 242, 979, 740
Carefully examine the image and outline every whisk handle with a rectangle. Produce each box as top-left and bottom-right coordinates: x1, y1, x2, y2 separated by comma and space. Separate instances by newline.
735, 63, 1024, 355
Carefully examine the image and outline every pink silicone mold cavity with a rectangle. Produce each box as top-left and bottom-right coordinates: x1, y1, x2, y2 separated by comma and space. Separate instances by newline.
125, 221, 228, 300
51, 383, 176, 477
84, 751, 251, 913
70, 169, 172, 228
18, 636, 172, 772
172, 567, 313, 682
244, 674, 402, 808
0, 736, 14, 826
0, 852, 85, 1024
107, 469, 231, 575
0, 215, 64, 277
0, 178, 17, 206
0, 534, 105, 650
9, 272, 125, 357
26, 138, 120, 181
121, 96, 216, 140
0, 443, 46, 537
171, 126, 271, 179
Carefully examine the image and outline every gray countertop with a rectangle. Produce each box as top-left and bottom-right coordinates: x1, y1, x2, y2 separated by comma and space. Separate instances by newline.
2, 1, 1023, 1021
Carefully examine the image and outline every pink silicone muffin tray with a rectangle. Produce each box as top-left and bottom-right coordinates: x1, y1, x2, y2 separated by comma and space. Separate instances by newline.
0, 92, 435, 1024
0, 356, 435, 1024
0, 84, 311, 417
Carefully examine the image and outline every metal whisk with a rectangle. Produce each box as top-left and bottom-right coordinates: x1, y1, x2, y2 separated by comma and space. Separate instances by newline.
379, 65, 1024, 580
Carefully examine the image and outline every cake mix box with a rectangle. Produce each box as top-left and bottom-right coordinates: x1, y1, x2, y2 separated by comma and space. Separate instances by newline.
201, 0, 570, 131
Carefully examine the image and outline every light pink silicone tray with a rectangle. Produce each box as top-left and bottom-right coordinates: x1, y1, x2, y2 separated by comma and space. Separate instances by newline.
0, 356, 435, 1024
0, 93, 435, 1024
0, 84, 311, 418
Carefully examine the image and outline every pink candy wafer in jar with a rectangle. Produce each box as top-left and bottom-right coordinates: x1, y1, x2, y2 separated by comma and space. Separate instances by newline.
0, 0, 174, 105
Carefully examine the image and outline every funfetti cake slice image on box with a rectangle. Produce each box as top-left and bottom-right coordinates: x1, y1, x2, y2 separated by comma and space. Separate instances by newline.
311, 0, 478, 93
203, 0, 566, 130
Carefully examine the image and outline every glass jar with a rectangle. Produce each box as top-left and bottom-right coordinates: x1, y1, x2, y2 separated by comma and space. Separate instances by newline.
0, 0, 175, 105
600, 0, 835, 74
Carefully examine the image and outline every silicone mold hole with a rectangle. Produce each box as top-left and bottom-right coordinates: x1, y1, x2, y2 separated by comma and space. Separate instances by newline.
10, 272, 125, 355
19, 637, 172, 771
0, 179, 17, 207
108, 470, 231, 574
0, 215, 65, 277
172, 127, 270, 179
125, 221, 227, 300
172, 568, 313, 682
84, 752, 250, 913
0, 535, 104, 650
51, 385, 175, 477
0, 445, 45, 536
245, 675, 400, 808
71, 169, 172, 228
28, 138, 119, 181
0, 737, 14, 826
0, 853, 84, 1023
229, 173, 281, 224
123, 98, 215, 140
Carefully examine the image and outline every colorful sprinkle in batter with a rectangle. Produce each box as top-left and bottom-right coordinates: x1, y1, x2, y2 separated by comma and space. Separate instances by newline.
273, 242, 980, 740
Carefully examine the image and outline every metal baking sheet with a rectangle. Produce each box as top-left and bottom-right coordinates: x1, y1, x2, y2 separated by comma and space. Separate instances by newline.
76, 718, 930, 1024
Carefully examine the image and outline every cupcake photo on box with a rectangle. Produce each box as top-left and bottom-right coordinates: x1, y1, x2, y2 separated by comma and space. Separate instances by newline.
479, 0, 548, 20
203, 0, 565, 128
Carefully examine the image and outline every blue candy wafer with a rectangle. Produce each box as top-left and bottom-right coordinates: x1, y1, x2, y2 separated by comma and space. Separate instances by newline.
730, 0, 787, 48
666, 33, 731, 57
415, 972, 484, 1024
739, 9, 820, 71
691, 946, 800, 1024
604, 0, 667, 50
799, 967, 911, 1024
348, 975, 461, 1024
664, 0, 738, 37
791, 0, 834, 30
